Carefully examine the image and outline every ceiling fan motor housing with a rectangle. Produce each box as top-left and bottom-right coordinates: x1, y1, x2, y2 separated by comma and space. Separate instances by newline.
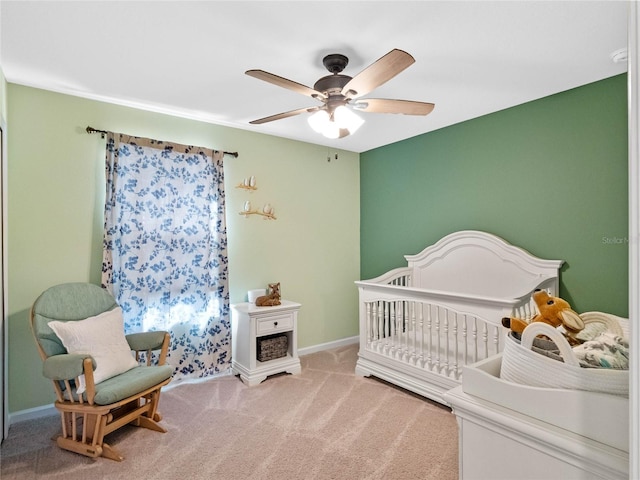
313, 74, 352, 95
314, 53, 353, 98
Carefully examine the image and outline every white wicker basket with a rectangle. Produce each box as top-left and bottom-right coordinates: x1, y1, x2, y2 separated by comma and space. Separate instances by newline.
500, 313, 629, 396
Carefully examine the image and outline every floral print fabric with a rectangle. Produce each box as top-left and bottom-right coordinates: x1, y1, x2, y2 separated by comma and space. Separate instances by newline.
102, 132, 230, 380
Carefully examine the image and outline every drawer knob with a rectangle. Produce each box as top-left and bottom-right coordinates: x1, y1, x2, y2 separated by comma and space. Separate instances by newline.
274, 321, 278, 326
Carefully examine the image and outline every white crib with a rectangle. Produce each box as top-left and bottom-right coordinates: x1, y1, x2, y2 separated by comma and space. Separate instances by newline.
355, 230, 564, 405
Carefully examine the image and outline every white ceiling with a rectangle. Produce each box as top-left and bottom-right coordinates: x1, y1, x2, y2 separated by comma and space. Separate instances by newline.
0, 1, 629, 153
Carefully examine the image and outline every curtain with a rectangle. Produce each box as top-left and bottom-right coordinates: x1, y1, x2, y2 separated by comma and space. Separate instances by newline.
102, 132, 230, 381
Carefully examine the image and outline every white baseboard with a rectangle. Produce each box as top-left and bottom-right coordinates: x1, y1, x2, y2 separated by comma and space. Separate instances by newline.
9, 335, 360, 426
298, 335, 359, 356
9, 403, 57, 425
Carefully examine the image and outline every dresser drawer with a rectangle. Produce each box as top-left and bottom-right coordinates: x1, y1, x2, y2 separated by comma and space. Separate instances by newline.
256, 313, 293, 335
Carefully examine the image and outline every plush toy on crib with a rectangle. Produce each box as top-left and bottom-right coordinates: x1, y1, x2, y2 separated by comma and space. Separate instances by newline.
255, 282, 281, 306
502, 290, 585, 345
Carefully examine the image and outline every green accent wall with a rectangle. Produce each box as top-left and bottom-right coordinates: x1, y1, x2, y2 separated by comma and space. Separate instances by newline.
6, 84, 360, 413
360, 74, 628, 317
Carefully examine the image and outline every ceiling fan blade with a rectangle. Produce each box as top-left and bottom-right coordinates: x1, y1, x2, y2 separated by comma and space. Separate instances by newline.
353, 98, 435, 116
246, 69, 327, 100
341, 49, 415, 99
249, 106, 319, 125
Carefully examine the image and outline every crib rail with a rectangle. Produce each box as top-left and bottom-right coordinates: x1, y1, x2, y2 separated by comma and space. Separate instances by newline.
362, 298, 503, 382
360, 267, 413, 287
511, 298, 536, 320
509, 278, 559, 320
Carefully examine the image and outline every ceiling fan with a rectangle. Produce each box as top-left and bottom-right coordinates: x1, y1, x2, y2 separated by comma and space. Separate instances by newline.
245, 49, 435, 139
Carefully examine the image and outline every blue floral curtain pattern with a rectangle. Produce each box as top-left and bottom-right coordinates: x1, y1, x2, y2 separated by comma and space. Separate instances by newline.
102, 132, 230, 381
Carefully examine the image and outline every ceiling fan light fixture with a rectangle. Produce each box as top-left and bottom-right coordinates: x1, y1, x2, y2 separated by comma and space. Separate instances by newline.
334, 106, 364, 134
308, 107, 363, 138
308, 109, 330, 133
322, 121, 341, 139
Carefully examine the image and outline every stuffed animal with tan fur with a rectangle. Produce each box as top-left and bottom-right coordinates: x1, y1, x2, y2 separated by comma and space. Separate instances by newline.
502, 290, 585, 345
256, 282, 281, 306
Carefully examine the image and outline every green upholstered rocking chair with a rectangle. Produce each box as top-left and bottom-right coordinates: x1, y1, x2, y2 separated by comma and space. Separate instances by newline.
30, 282, 173, 461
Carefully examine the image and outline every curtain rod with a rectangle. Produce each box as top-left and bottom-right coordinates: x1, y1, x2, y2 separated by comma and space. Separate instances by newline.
86, 126, 239, 158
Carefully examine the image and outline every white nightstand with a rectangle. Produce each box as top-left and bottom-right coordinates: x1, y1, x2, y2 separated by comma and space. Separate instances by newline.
231, 300, 302, 386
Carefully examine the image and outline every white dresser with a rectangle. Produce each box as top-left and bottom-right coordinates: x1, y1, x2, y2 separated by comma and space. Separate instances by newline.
444, 355, 629, 480
231, 300, 302, 386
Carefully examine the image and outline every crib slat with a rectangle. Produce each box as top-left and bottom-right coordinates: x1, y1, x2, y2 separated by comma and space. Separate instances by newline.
453, 314, 459, 379
361, 296, 514, 389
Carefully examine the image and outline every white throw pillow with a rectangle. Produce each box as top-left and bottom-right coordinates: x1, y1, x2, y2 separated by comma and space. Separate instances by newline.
49, 307, 138, 393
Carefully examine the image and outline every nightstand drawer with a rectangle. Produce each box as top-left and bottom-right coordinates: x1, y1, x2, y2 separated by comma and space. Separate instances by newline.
257, 314, 293, 335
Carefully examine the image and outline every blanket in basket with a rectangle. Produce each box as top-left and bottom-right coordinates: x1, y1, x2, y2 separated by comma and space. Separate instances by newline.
500, 313, 629, 396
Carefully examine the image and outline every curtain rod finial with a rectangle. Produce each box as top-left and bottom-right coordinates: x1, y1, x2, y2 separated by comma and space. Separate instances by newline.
86, 126, 107, 138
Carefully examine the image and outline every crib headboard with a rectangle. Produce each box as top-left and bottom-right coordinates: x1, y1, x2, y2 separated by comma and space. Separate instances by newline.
405, 230, 564, 299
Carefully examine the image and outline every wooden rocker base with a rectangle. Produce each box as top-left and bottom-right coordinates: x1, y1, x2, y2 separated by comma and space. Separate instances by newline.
133, 415, 166, 433
57, 437, 124, 461
55, 413, 166, 461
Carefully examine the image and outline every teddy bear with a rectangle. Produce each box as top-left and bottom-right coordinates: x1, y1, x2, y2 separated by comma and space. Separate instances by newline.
501, 290, 585, 345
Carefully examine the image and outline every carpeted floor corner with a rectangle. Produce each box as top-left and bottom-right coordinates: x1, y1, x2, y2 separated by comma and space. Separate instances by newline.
0, 344, 458, 479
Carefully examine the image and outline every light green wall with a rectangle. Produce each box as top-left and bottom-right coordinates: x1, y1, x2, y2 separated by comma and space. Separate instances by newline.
360, 74, 628, 317
7, 84, 360, 413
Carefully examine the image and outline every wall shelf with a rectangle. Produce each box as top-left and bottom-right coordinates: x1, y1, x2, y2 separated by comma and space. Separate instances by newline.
239, 209, 276, 220
237, 175, 257, 191
238, 177, 276, 219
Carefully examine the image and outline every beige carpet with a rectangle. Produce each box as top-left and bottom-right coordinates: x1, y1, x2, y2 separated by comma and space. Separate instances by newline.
0, 344, 458, 479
